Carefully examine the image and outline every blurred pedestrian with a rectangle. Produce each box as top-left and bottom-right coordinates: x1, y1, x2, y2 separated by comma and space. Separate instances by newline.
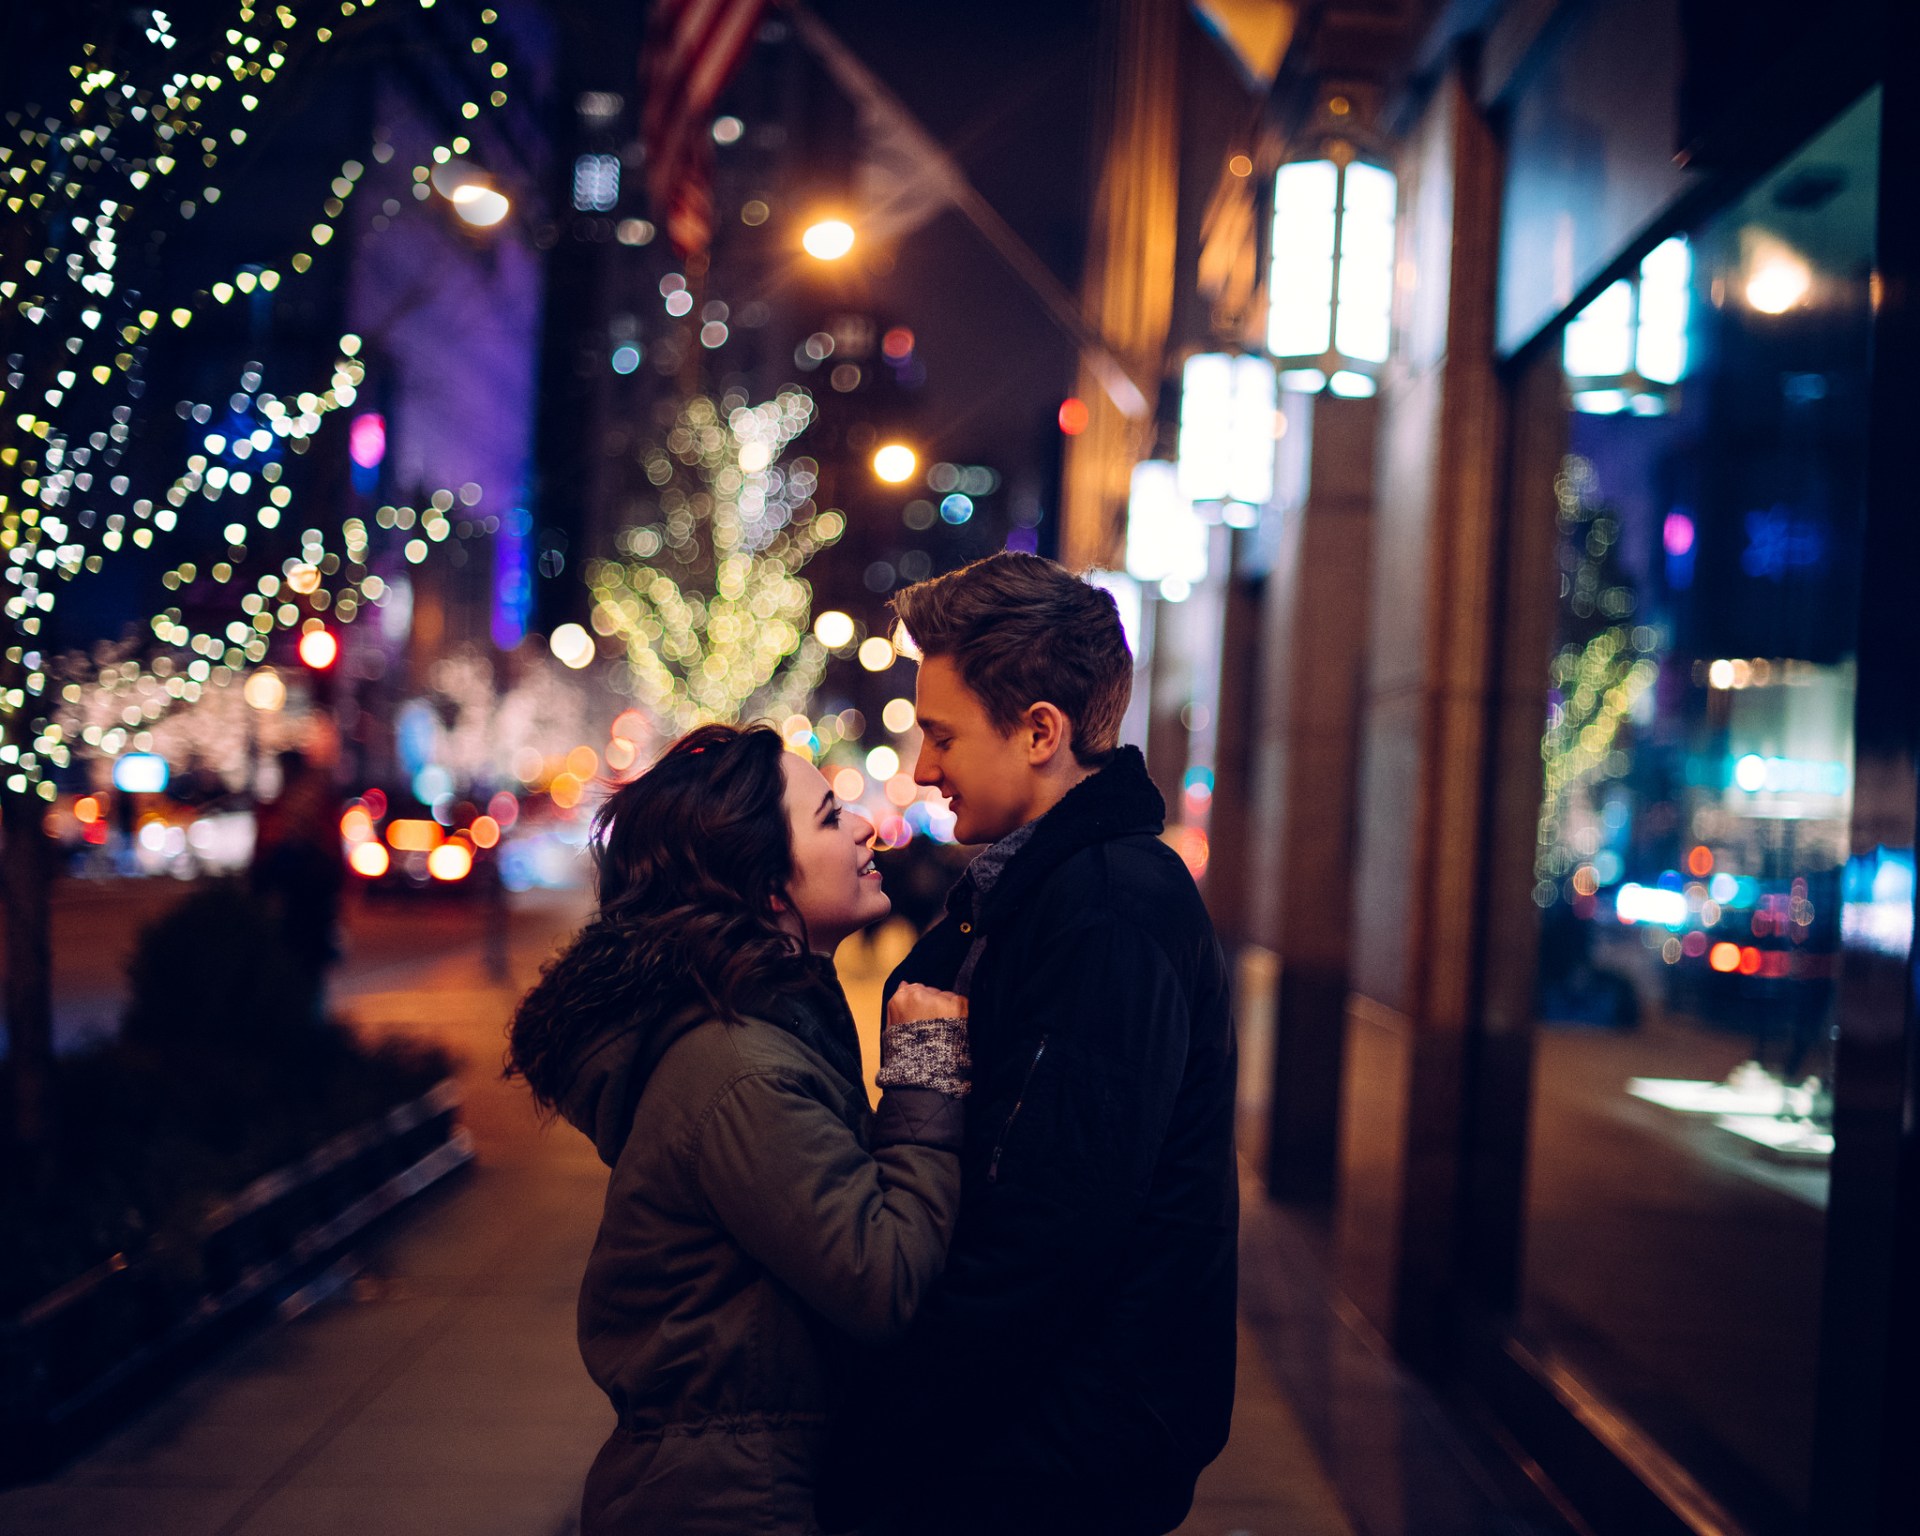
819, 554, 1239, 1536
506, 723, 970, 1536
249, 749, 344, 990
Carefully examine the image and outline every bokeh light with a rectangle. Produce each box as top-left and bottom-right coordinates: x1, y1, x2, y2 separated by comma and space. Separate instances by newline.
243, 668, 287, 711
428, 842, 474, 881
814, 610, 856, 649
858, 636, 896, 672
550, 623, 596, 669
802, 218, 856, 260
873, 444, 918, 483
297, 629, 338, 669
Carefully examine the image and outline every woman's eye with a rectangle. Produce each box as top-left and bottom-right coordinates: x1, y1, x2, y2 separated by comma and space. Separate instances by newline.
824, 808, 842, 826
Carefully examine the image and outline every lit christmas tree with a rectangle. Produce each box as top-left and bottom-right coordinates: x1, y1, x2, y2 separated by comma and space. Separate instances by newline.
587, 389, 838, 737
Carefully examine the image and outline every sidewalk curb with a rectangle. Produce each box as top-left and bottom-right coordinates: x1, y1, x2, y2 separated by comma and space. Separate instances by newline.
0, 1079, 473, 1487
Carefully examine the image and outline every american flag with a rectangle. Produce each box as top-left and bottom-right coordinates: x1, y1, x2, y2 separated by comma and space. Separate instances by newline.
641, 0, 773, 257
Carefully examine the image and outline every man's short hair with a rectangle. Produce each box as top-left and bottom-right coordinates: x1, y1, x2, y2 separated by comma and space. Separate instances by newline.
891, 553, 1132, 765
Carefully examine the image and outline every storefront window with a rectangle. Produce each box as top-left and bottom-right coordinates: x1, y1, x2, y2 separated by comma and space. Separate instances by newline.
1519, 91, 1879, 1526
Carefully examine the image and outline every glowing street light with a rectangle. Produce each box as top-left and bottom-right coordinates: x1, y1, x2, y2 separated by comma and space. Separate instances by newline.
802, 218, 856, 261
433, 161, 510, 228
814, 610, 856, 649
550, 622, 596, 670
297, 627, 339, 670
450, 183, 511, 227
872, 443, 917, 483
1267, 145, 1398, 396
243, 667, 287, 712
1745, 238, 1812, 315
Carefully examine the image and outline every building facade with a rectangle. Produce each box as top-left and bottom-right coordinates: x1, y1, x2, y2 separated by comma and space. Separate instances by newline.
1115, 3, 1919, 1533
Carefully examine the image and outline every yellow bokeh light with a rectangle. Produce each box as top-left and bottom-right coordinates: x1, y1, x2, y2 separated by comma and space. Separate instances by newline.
872, 443, 917, 483
242, 668, 286, 711
566, 745, 599, 780
801, 218, 855, 260
449, 182, 509, 227
428, 841, 473, 881
832, 768, 865, 802
881, 697, 916, 734
813, 610, 855, 649
857, 636, 896, 672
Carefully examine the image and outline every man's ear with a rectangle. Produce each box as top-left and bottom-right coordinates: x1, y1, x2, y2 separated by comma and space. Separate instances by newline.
1024, 701, 1073, 766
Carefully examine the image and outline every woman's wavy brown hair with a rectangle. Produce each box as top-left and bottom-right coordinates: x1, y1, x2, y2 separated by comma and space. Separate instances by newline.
505, 722, 810, 1112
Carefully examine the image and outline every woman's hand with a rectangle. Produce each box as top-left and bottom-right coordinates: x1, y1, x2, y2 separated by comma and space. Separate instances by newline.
887, 983, 968, 1027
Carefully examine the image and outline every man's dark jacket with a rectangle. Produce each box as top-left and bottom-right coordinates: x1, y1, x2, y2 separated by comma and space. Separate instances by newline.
820, 747, 1238, 1535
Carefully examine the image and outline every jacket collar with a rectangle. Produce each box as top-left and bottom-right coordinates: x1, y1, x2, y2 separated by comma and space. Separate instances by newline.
949, 746, 1165, 928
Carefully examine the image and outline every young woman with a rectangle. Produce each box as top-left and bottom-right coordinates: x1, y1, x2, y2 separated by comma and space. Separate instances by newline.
507, 723, 969, 1536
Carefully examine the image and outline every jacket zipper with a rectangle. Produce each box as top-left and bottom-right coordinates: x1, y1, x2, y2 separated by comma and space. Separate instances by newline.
987, 1036, 1048, 1183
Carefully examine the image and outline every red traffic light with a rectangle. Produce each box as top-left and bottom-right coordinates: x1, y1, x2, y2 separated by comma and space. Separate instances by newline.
297, 628, 339, 669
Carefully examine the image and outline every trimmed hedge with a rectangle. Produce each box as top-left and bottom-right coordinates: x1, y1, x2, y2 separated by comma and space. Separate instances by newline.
0, 880, 451, 1316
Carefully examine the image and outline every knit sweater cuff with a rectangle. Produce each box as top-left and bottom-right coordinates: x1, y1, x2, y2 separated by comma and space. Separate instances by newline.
875, 1016, 971, 1098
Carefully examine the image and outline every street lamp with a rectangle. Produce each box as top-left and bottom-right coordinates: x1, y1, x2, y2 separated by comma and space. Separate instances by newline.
1267, 141, 1397, 397
297, 627, 339, 670
1176, 353, 1278, 526
802, 218, 856, 261
1125, 460, 1209, 602
449, 183, 510, 227
872, 443, 917, 483
243, 667, 287, 712
431, 160, 510, 228
549, 622, 595, 670
1562, 236, 1692, 415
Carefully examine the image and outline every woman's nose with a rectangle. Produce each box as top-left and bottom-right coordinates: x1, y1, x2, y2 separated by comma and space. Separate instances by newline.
850, 809, 876, 844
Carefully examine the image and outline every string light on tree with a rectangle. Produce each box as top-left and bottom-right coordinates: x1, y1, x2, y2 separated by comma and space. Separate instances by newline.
587, 390, 838, 738
1, 0, 518, 800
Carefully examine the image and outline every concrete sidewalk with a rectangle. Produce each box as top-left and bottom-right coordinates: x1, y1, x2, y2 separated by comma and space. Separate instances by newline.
0, 896, 1356, 1536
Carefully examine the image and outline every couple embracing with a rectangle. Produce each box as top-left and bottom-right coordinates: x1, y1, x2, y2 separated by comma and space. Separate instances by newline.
508, 553, 1238, 1535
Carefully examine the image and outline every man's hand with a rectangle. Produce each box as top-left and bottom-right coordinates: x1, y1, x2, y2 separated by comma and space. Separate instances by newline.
888, 983, 969, 1027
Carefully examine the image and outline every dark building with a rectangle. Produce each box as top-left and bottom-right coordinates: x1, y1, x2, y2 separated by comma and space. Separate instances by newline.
1095, 2, 1920, 1533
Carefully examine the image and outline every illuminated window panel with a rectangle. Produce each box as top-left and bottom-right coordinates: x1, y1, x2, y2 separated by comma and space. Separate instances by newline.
1563, 279, 1635, 380
1125, 460, 1210, 596
1176, 353, 1278, 511
1636, 237, 1692, 385
1268, 160, 1338, 358
1333, 161, 1396, 365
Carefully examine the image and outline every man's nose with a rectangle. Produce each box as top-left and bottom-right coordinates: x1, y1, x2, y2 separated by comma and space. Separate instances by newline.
912, 751, 938, 786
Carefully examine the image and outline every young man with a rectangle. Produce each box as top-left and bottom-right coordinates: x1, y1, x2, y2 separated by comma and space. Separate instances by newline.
819, 553, 1238, 1536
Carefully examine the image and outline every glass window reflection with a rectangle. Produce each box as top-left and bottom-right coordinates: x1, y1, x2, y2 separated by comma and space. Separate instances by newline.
1520, 90, 1880, 1525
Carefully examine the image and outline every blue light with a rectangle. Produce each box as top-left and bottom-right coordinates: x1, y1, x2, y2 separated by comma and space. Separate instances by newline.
113, 753, 170, 793
611, 343, 642, 375
413, 764, 454, 806
939, 493, 973, 525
